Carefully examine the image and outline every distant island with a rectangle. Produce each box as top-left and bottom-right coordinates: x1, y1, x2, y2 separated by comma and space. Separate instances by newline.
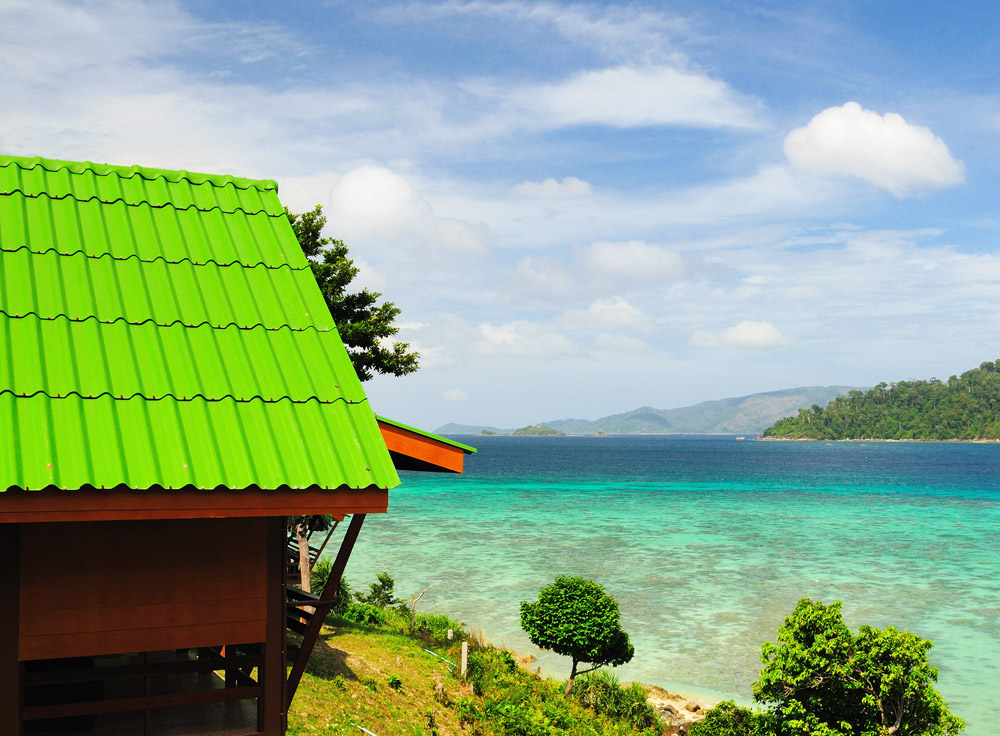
762, 360, 1000, 440
479, 424, 567, 437
438, 386, 858, 436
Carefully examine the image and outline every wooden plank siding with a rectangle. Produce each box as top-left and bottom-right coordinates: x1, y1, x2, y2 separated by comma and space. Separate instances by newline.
19, 518, 267, 661
0, 486, 388, 523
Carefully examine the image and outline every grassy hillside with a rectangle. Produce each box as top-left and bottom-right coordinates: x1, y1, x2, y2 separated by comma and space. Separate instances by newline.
289, 607, 664, 736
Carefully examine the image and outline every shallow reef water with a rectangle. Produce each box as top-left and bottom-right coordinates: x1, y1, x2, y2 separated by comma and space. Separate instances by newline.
342, 436, 1000, 734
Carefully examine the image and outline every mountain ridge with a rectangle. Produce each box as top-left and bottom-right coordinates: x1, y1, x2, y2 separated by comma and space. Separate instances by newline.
436, 385, 860, 435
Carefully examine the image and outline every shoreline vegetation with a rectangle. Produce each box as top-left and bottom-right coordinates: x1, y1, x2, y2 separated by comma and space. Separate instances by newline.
758, 435, 1000, 442
298, 567, 713, 734
302, 571, 962, 735
761, 360, 1000, 441
290, 602, 712, 735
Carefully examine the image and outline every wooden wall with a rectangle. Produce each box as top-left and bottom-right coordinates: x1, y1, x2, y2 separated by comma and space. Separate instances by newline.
19, 517, 267, 661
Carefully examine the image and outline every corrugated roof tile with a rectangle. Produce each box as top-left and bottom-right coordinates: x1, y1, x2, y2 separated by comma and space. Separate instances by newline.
0, 313, 362, 404
0, 393, 387, 491
0, 192, 306, 268
0, 157, 282, 215
1, 248, 332, 330
0, 153, 399, 493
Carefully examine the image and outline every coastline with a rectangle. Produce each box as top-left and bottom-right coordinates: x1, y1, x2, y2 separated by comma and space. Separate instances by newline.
640, 683, 713, 732
510, 646, 715, 731
758, 435, 1000, 442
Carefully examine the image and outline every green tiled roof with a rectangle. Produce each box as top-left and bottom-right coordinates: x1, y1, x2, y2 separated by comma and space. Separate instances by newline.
0, 155, 400, 493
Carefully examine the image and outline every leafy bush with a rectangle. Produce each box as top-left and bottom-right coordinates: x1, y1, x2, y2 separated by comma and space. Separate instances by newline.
343, 602, 386, 626
688, 701, 773, 736
387, 674, 402, 691
310, 558, 352, 615
753, 599, 964, 736
412, 612, 463, 641
462, 645, 661, 736
354, 571, 403, 608
571, 670, 660, 730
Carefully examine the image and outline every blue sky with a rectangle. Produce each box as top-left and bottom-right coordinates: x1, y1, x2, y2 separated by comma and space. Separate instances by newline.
3, 1, 1000, 428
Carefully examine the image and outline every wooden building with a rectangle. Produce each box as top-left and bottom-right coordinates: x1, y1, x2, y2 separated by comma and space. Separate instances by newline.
0, 155, 474, 735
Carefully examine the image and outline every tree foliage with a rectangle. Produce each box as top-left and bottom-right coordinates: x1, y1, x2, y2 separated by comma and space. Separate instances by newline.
310, 559, 352, 615
520, 576, 635, 694
286, 204, 419, 381
751, 599, 963, 736
762, 360, 1000, 440
688, 700, 775, 736
354, 571, 404, 609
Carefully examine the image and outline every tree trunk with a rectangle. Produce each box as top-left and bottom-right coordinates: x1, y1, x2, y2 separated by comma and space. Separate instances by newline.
409, 588, 427, 634
565, 660, 579, 696
296, 517, 311, 594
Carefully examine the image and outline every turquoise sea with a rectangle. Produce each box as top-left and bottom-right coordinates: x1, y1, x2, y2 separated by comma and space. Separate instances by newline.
341, 436, 999, 734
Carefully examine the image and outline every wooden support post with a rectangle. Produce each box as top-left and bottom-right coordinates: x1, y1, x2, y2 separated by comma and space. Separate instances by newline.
260, 516, 287, 735
286, 513, 365, 702
144, 651, 152, 736
461, 642, 468, 678
0, 524, 20, 736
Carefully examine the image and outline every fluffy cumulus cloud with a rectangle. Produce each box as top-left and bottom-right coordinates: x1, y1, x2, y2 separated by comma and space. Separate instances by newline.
513, 65, 760, 129
508, 257, 580, 302
560, 297, 650, 331
784, 102, 965, 197
512, 176, 592, 199
475, 321, 580, 359
581, 240, 687, 283
690, 320, 793, 349
327, 166, 491, 254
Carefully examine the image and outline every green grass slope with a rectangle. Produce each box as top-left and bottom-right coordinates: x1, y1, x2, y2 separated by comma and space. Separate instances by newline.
288, 608, 663, 736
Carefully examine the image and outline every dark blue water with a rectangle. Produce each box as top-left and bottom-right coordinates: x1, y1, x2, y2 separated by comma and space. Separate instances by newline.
341, 436, 1000, 733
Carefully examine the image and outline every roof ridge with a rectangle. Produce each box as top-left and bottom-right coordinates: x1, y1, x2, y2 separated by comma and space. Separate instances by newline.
3, 390, 368, 406
0, 309, 328, 333
0, 189, 280, 217
0, 154, 276, 193
0, 244, 309, 272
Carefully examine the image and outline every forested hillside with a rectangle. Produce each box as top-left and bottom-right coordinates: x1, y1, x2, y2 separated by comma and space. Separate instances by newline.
762, 360, 1000, 440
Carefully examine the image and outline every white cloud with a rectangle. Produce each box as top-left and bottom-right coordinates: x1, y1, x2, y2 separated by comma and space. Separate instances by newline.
405, 2, 688, 65
581, 240, 687, 283
444, 389, 468, 402
690, 321, 793, 349
593, 333, 653, 352
512, 176, 592, 199
784, 102, 965, 197
508, 257, 580, 302
513, 65, 760, 129
327, 166, 491, 254
475, 321, 580, 359
560, 297, 650, 331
